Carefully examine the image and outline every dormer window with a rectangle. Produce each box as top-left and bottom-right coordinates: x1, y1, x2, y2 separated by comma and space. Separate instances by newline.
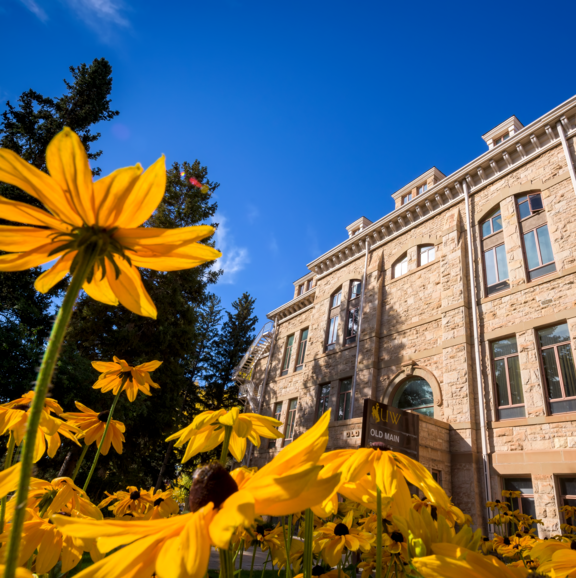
417, 184, 428, 195
402, 193, 412, 205
494, 133, 510, 146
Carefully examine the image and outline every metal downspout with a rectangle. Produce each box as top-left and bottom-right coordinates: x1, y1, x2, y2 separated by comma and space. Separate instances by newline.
350, 239, 371, 419
462, 181, 493, 511
246, 317, 278, 466
556, 121, 576, 195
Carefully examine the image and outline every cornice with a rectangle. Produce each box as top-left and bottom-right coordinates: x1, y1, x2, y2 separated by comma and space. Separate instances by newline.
266, 287, 316, 320
390, 167, 446, 201
307, 94, 576, 279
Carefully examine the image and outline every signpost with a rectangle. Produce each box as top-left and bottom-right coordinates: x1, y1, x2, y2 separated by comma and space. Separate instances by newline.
361, 398, 419, 460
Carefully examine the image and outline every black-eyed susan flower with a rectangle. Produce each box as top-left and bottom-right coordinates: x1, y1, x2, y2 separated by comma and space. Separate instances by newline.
54, 503, 215, 578
98, 486, 154, 518
166, 406, 284, 463
314, 510, 373, 566
92, 357, 162, 402
61, 402, 125, 455
144, 488, 180, 520
0, 128, 222, 319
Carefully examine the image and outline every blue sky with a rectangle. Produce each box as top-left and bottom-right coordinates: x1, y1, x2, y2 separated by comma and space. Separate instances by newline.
2, 0, 576, 327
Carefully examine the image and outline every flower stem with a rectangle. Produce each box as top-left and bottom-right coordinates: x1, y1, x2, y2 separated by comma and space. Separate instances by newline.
83, 382, 124, 492
260, 550, 271, 578
303, 508, 314, 578
0, 433, 16, 537
376, 485, 383, 578
249, 542, 257, 578
3, 251, 95, 578
71, 443, 89, 482
219, 547, 233, 578
219, 425, 233, 466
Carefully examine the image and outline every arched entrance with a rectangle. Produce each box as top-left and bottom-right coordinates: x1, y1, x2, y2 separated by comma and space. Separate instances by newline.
391, 376, 434, 417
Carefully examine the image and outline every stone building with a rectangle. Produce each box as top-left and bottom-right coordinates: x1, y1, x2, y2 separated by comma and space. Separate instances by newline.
234, 96, 576, 534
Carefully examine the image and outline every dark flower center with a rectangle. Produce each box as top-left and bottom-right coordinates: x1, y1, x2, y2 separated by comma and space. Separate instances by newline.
130, 491, 140, 500
495, 500, 501, 504
312, 566, 329, 576
58, 511, 71, 517
515, 532, 522, 538
97, 411, 109, 422
513, 544, 520, 550
430, 506, 438, 521
503, 537, 511, 545
390, 531, 404, 543
571, 540, 576, 551
370, 442, 392, 451
482, 537, 489, 542
13, 403, 30, 411
154, 498, 164, 507
334, 522, 349, 536
189, 462, 239, 512
256, 525, 265, 535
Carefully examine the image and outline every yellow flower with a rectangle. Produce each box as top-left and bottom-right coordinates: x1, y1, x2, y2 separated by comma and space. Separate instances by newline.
92, 357, 162, 402
166, 406, 284, 462
54, 503, 215, 578
0, 567, 32, 578
314, 511, 373, 566
97, 486, 154, 518
0, 393, 81, 462
0, 509, 84, 575
144, 488, 180, 519
0, 127, 221, 318
0, 463, 21, 499
61, 402, 125, 454
539, 547, 576, 577
412, 543, 529, 578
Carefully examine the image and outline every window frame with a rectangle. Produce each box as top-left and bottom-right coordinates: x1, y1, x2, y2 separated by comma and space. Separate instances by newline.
402, 193, 412, 205
337, 378, 353, 421
306, 279, 313, 291
558, 476, 576, 530
502, 477, 537, 530
316, 383, 331, 421
417, 183, 428, 195
392, 377, 434, 416
517, 193, 544, 221
281, 334, 295, 376
490, 336, 525, 420
522, 224, 556, 280
494, 133, 510, 146
481, 209, 503, 239
483, 243, 510, 295
283, 398, 298, 445
269, 401, 283, 449
537, 323, 576, 414
345, 280, 362, 346
418, 245, 436, 267
393, 255, 408, 279
295, 328, 309, 371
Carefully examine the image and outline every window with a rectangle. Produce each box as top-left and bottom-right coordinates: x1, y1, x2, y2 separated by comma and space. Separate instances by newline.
538, 323, 576, 414
484, 244, 510, 295
331, 291, 342, 308
419, 245, 435, 266
503, 478, 537, 522
518, 193, 544, 220
491, 337, 525, 419
281, 335, 294, 376
480, 207, 509, 295
269, 402, 283, 448
345, 280, 361, 345
559, 477, 576, 532
284, 399, 298, 444
317, 384, 331, 420
516, 193, 555, 281
402, 193, 412, 205
297, 284, 304, 296
327, 316, 339, 350
494, 133, 510, 146
523, 225, 555, 280
481, 210, 503, 238
337, 379, 353, 421
431, 470, 442, 486
306, 279, 313, 291
350, 281, 361, 299
418, 183, 428, 195
393, 255, 408, 279
295, 328, 308, 371
392, 377, 434, 417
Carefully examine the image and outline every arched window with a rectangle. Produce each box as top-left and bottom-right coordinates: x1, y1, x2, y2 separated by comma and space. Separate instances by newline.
392, 377, 434, 416
393, 254, 408, 279
480, 206, 509, 295
418, 244, 435, 266
326, 287, 342, 351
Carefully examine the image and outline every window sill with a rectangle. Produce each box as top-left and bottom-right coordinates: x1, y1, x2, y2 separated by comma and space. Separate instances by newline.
387, 259, 438, 286
321, 343, 358, 357
480, 263, 576, 305
489, 411, 576, 428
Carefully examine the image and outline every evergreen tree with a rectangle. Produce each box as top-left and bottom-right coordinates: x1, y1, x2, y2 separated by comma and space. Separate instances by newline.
205, 293, 258, 409
0, 58, 119, 403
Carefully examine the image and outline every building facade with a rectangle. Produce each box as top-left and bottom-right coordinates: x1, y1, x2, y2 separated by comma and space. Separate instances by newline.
239, 96, 576, 534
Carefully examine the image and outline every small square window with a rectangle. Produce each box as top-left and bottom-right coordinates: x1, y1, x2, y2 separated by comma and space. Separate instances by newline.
419, 246, 435, 266
331, 292, 342, 308
494, 133, 510, 146
418, 183, 428, 195
402, 193, 412, 205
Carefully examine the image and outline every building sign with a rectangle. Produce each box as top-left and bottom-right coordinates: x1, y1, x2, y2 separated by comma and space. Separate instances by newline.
361, 398, 419, 460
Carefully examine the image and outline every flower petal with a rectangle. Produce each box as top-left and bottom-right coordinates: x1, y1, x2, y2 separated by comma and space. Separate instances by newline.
0, 463, 21, 499
0, 242, 66, 272
128, 244, 222, 271
46, 127, 95, 224
113, 225, 216, 248
115, 156, 166, 228
134, 360, 162, 372
0, 147, 81, 226
210, 490, 255, 549
94, 165, 143, 227
0, 226, 61, 252
34, 252, 75, 293
83, 263, 120, 306
105, 257, 157, 319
